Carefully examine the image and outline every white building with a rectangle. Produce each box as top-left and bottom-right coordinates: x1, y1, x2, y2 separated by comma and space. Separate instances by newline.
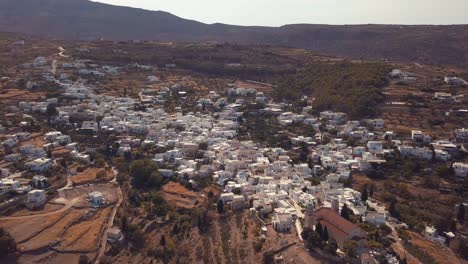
453, 162, 468, 178
364, 211, 386, 226
367, 141, 383, 153
411, 130, 425, 143
25, 158, 53, 172
272, 213, 293, 232
455, 128, 468, 142
444, 76, 465, 86
88, 191, 106, 206
366, 119, 384, 129
0, 179, 20, 192
0, 168, 10, 178
26, 190, 46, 210
45, 131, 63, 142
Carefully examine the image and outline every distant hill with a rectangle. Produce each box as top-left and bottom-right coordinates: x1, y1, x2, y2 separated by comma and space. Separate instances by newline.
1, 0, 468, 67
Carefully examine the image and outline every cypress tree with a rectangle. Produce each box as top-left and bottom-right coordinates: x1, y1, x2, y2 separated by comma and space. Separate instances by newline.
341, 204, 350, 220
322, 226, 329, 241
160, 235, 166, 247
457, 202, 465, 223
217, 199, 225, 214
361, 188, 368, 202
315, 222, 323, 235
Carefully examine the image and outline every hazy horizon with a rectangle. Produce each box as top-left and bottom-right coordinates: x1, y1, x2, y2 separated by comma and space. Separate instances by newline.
93, 0, 468, 26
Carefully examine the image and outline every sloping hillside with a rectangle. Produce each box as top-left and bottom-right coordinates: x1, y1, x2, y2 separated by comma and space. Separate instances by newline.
1, 0, 468, 67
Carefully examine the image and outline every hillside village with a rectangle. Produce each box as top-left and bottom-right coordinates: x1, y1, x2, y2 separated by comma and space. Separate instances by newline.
0, 36, 467, 264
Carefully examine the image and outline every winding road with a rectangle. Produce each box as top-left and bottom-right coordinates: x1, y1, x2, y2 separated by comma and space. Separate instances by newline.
58, 46, 68, 58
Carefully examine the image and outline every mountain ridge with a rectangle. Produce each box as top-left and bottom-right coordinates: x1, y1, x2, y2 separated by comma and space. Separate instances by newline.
1, 0, 468, 67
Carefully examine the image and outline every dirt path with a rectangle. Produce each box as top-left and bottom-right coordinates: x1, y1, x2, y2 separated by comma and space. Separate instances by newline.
388, 228, 422, 264
0, 197, 80, 221
58, 46, 68, 58
94, 177, 122, 264
58, 173, 73, 191
51, 59, 57, 74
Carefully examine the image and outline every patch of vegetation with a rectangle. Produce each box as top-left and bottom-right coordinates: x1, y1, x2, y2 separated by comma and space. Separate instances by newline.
219, 218, 232, 264
201, 235, 212, 263
129, 159, 163, 189
275, 62, 390, 118
0, 228, 16, 257
359, 154, 462, 234
403, 241, 437, 264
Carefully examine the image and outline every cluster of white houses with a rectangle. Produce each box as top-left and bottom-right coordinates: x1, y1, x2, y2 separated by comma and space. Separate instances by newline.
1, 127, 90, 209
1, 55, 466, 263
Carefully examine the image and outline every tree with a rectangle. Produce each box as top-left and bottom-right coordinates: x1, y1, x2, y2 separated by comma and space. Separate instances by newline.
0, 228, 16, 257
315, 222, 323, 236
324, 238, 337, 255
450, 219, 457, 232
369, 183, 375, 197
198, 142, 208, 150
307, 157, 313, 169
46, 148, 53, 158
96, 170, 107, 180
126, 224, 145, 248
46, 103, 58, 125
361, 187, 368, 202
129, 159, 162, 189
151, 192, 170, 216
95, 157, 106, 168
322, 227, 329, 241
341, 204, 350, 220
301, 228, 312, 240
262, 251, 274, 264
299, 142, 309, 162
78, 255, 90, 264
197, 210, 210, 233
305, 230, 322, 250
217, 199, 224, 214
389, 200, 399, 218
458, 203, 465, 223
121, 212, 128, 232
160, 235, 166, 247
172, 224, 180, 235
46, 103, 58, 117
343, 240, 358, 257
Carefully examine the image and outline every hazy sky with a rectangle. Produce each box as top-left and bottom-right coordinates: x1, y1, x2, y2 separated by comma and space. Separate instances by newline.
94, 0, 468, 26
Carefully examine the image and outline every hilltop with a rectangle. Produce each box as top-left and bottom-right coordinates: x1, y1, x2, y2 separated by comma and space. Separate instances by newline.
0, 0, 468, 67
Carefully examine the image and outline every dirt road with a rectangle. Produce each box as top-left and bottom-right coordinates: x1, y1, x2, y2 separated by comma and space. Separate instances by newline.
58, 46, 68, 58
94, 186, 122, 264
0, 197, 80, 220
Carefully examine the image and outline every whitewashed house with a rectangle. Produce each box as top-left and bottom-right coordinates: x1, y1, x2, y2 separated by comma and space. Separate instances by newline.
45, 131, 63, 142
453, 162, 468, 178
25, 158, 53, 172
455, 128, 468, 143
88, 191, 106, 206
411, 130, 425, 143
272, 213, 293, 232
367, 141, 383, 154
364, 211, 386, 226
26, 190, 46, 209
2, 137, 18, 148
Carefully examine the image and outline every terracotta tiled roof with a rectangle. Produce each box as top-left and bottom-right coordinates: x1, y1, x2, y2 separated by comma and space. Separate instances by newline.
312, 207, 365, 238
